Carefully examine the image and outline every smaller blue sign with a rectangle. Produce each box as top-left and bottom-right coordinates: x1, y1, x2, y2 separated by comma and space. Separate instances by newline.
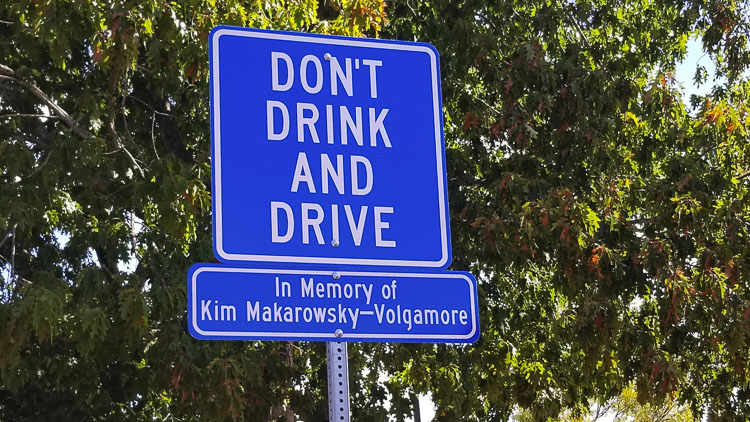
188, 264, 479, 343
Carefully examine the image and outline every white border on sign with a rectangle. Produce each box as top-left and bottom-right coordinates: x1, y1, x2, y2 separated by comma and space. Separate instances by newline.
190, 266, 477, 341
212, 28, 450, 268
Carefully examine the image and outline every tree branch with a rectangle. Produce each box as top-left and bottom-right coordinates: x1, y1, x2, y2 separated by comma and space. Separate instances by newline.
627, 217, 658, 225
0, 64, 93, 139
125, 94, 176, 118
10, 224, 16, 282
104, 107, 145, 178
564, 9, 591, 49
0, 113, 60, 120
151, 111, 161, 162
156, 97, 193, 162
0, 225, 14, 251
25, 149, 54, 179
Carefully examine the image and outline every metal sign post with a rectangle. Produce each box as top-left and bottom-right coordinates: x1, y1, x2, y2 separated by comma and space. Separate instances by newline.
326, 342, 350, 422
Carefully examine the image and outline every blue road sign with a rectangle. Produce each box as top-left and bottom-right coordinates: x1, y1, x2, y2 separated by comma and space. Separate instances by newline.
188, 264, 479, 343
210, 27, 451, 269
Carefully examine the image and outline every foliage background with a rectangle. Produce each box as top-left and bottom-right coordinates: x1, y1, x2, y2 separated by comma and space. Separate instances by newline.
0, 0, 748, 420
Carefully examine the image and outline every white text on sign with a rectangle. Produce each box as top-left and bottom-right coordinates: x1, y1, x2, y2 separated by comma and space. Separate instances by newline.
199, 276, 471, 332
264, 52, 398, 249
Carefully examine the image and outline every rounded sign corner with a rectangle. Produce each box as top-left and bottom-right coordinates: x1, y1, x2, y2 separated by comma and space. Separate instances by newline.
212, 240, 235, 264
188, 319, 207, 340
435, 249, 452, 270
188, 262, 209, 279
209, 26, 235, 43
466, 328, 480, 344
412, 42, 440, 62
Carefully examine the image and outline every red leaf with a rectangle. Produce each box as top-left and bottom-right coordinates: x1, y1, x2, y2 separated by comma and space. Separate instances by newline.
93, 48, 103, 64
475, 51, 484, 66
186, 62, 198, 81
112, 15, 121, 34
489, 124, 501, 137
499, 173, 511, 191
560, 224, 569, 241
462, 112, 479, 130
594, 313, 605, 335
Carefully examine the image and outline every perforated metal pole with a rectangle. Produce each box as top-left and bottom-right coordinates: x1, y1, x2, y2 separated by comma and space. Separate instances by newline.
326, 341, 350, 422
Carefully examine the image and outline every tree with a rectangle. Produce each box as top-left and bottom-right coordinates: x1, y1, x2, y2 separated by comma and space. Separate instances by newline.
607, 387, 693, 422
1, 0, 748, 420
514, 386, 693, 421
381, 0, 750, 419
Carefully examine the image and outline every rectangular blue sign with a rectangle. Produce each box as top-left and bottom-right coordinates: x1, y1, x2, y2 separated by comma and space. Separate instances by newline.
210, 27, 451, 269
188, 264, 479, 343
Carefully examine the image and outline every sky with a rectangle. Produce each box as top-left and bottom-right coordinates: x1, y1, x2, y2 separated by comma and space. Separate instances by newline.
675, 36, 719, 102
